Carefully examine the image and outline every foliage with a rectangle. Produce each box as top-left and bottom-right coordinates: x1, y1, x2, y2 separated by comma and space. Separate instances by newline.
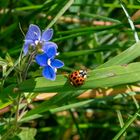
1, 0, 140, 140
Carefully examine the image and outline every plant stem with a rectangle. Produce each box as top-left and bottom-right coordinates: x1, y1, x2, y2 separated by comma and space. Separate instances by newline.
22, 51, 36, 80
14, 51, 36, 127
15, 92, 22, 128
1, 127, 15, 140
2, 51, 36, 140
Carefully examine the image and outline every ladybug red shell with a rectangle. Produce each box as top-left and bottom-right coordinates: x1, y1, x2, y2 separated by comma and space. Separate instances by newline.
68, 70, 87, 87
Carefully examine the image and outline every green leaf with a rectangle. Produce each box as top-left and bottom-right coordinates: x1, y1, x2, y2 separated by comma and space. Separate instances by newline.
0, 85, 17, 109
17, 127, 37, 140
19, 62, 140, 92
98, 41, 140, 68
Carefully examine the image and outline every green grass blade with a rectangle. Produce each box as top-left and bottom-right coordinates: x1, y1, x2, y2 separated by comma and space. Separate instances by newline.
131, 95, 140, 109
46, 0, 74, 29
50, 99, 94, 113
58, 44, 121, 58
113, 110, 140, 140
98, 41, 140, 68
15, 5, 42, 11
54, 31, 93, 42
73, 3, 140, 9
120, 0, 139, 42
80, 12, 121, 23
21, 92, 136, 121
18, 62, 140, 92
56, 24, 123, 35
50, 92, 136, 114
116, 110, 126, 137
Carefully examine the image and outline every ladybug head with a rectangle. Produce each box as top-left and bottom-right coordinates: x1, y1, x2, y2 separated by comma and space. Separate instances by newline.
79, 70, 87, 78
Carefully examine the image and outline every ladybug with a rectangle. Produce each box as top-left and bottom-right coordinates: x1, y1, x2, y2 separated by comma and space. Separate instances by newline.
68, 70, 87, 87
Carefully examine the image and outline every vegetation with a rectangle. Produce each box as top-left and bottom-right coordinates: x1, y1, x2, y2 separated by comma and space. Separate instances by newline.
1, 0, 140, 139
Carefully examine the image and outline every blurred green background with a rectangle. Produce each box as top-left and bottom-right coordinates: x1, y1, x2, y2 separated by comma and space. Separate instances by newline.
1, 0, 140, 140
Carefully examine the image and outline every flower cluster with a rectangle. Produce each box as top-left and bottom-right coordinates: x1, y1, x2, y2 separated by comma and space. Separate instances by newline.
23, 24, 64, 80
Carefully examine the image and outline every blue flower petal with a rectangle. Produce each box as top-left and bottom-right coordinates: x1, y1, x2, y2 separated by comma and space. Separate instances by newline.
23, 40, 34, 55
42, 42, 58, 52
35, 53, 48, 66
23, 43, 29, 55
41, 29, 53, 41
51, 59, 64, 68
47, 47, 57, 58
25, 24, 41, 41
42, 43, 57, 58
42, 66, 56, 80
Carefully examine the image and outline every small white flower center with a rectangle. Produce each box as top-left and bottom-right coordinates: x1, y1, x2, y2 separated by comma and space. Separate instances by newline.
48, 59, 51, 66
35, 40, 39, 45
56, 52, 59, 56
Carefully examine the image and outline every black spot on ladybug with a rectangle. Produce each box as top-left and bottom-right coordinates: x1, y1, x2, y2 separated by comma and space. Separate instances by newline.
77, 83, 81, 86
73, 77, 76, 80
76, 79, 79, 83
74, 72, 78, 76
70, 75, 73, 78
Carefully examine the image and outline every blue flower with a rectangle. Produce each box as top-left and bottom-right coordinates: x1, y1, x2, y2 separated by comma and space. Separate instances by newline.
35, 45, 64, 80
23, 24, 56, 55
